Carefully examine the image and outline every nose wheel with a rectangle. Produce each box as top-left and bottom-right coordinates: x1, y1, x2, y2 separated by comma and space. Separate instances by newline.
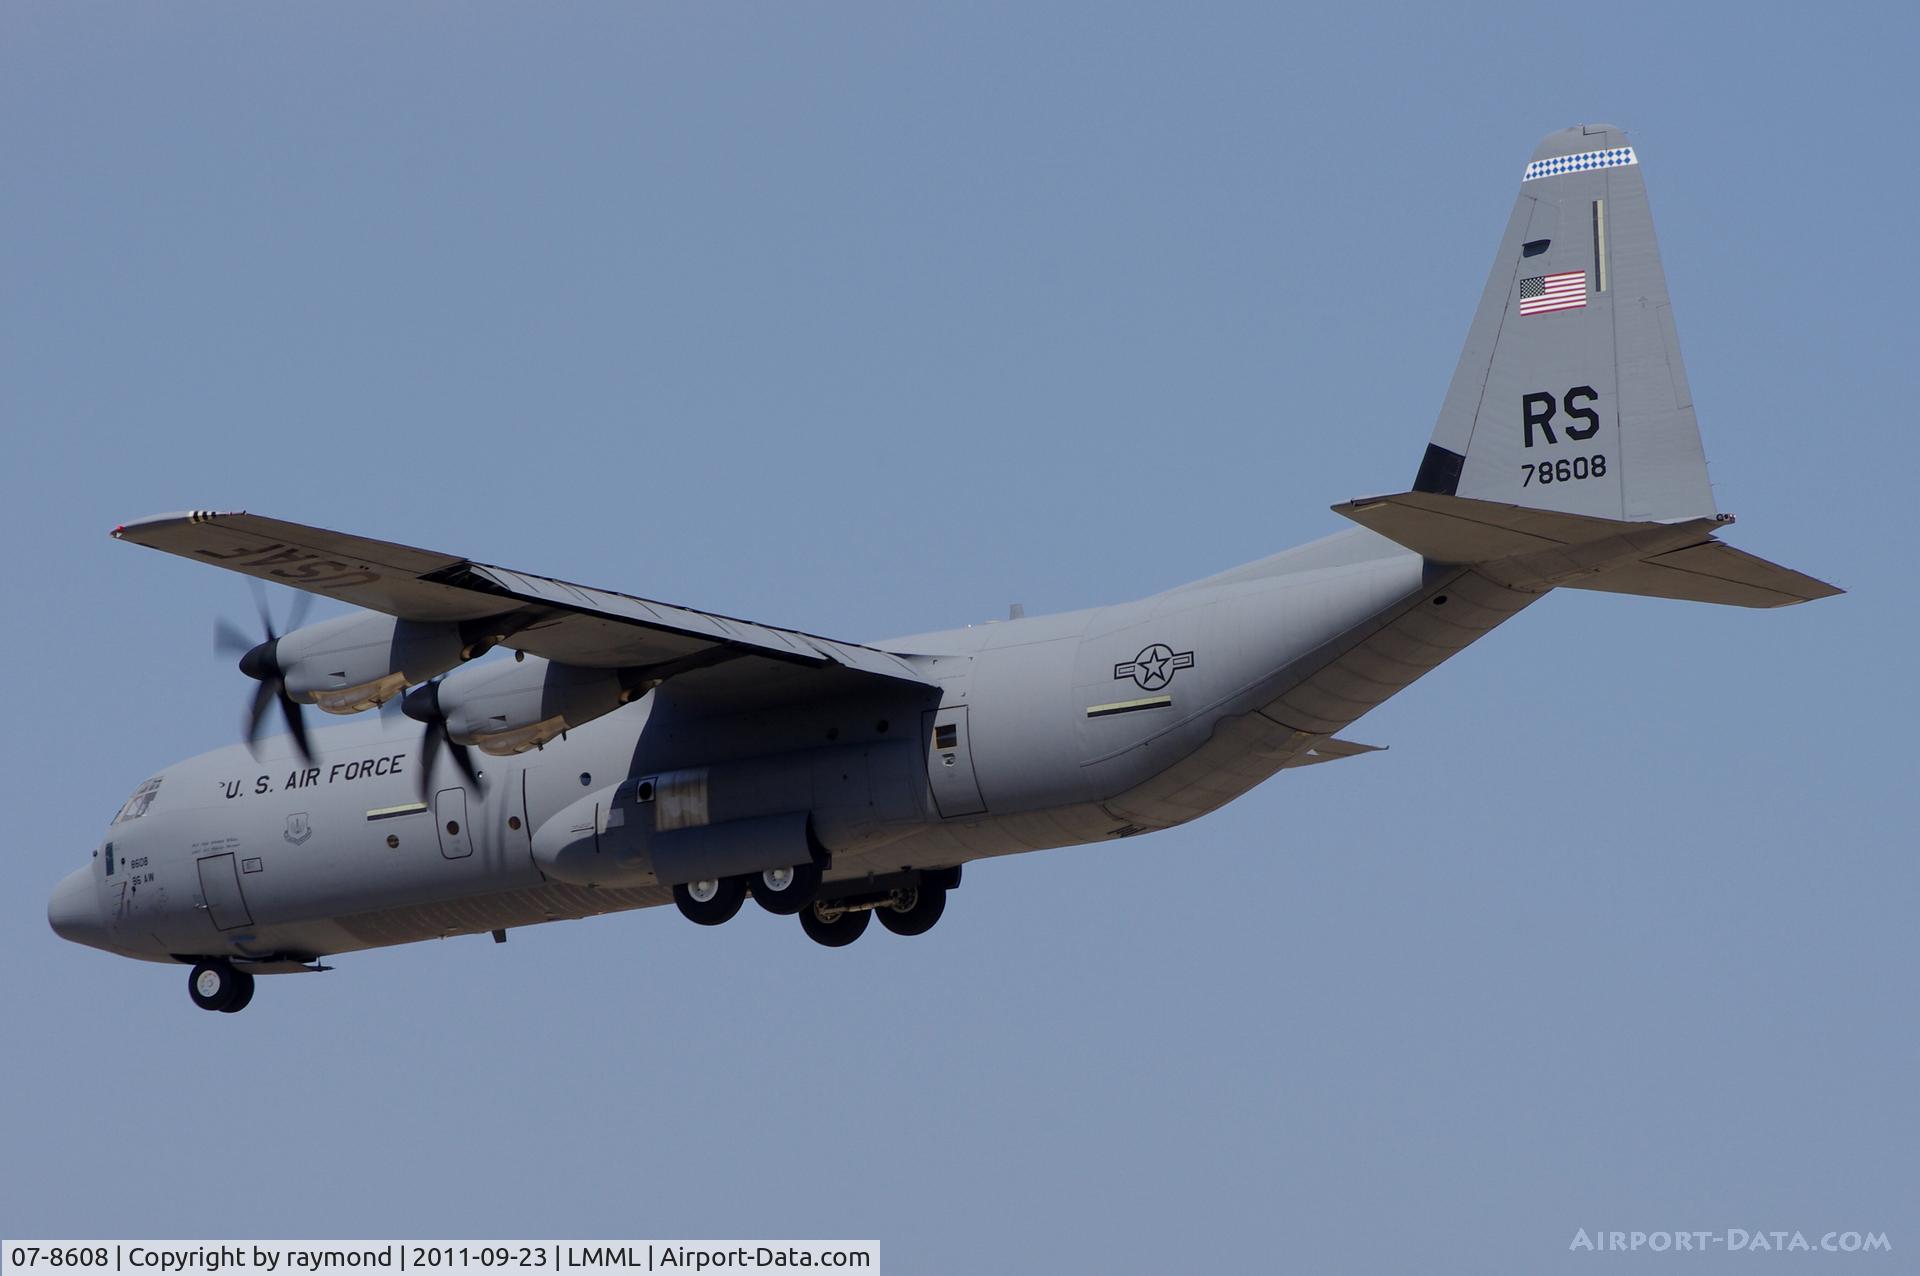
187, 960, 255, 1013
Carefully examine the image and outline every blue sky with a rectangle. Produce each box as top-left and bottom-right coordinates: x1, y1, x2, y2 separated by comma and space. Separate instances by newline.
3, 4, 1913, 1272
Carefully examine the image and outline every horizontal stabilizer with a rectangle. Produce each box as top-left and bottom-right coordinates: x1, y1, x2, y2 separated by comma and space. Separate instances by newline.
1333, 491, 1840, 608
1278, 736, 1385, 769
1334, 490, 1722, 562
1565, 542, 1843, 608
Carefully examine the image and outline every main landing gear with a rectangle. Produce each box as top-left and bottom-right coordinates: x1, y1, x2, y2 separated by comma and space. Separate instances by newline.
670, 865, 962, 947
750, 861, 822, 916
799, 899, 871, 947
874, 882, 946, 936
672, 876, 748, 925
187, 959, 254, 1013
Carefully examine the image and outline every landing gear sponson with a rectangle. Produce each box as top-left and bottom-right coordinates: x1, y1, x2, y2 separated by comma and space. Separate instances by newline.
672, 866, 962, 947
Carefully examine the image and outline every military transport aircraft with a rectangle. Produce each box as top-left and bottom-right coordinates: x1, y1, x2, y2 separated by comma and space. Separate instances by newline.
50, 124, 1838, 1012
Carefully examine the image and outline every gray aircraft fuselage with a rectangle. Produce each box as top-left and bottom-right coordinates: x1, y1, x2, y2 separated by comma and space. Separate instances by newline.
51, 124, 1839, 1008
53, 527, 1461, 966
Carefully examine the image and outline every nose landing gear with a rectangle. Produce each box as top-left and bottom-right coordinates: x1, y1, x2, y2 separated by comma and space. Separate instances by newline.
187, 959, 254, 1013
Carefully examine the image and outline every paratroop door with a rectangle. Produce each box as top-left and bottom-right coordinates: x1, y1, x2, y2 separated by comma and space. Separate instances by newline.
923, 705, 987, 818
435, 788, 474, 859
196, 853, 253, 930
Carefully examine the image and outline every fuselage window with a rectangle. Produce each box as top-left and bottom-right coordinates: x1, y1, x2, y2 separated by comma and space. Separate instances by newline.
104, 842, 115, 876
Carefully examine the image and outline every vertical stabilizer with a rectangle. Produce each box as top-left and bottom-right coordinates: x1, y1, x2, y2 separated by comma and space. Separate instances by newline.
1414, 124, 1714, 523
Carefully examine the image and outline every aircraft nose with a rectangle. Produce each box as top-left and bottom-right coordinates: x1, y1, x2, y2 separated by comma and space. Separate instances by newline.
48, 866, 106, 949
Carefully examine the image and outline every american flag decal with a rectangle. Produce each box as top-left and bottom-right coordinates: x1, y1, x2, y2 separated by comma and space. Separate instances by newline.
1519, 270, 1586, 316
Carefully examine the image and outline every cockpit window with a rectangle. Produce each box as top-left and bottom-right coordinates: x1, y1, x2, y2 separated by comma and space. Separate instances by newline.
112, 776, 163, 824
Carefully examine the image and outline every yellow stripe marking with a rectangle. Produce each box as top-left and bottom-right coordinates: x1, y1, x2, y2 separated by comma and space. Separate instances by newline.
1086, 695, 1174, 718
366, 802, 429, 821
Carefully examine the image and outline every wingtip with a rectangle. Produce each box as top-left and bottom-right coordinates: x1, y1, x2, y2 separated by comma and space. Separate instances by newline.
111, 509, 246, 541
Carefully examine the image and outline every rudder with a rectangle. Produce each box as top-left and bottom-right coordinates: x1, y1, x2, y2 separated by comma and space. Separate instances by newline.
1415, 124, 1714, 523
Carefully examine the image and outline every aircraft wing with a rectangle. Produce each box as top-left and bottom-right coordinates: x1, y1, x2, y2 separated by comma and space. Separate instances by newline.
112, 510, 934, 699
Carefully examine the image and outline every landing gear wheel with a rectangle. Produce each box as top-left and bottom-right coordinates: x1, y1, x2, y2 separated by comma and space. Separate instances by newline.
877, 884, 947, 936
799, 900, 871, 947
673, 876, 747, 926
752, 861, 822, 916
219, 969, 256, 1013
187, 960, 243, 1012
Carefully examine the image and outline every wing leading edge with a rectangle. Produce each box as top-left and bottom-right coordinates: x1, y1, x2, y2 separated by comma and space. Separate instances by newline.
112, 510, 933, 693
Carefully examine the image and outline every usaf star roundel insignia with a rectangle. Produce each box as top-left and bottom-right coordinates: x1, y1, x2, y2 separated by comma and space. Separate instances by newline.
1115, 643, 1195, 691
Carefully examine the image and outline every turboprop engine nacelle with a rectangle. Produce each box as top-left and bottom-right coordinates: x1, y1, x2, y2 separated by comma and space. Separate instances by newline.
409, 655, 643, 757
259, 612, 495, 714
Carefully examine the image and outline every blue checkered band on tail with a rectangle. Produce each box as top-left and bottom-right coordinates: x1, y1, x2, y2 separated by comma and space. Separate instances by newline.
1522, 146, 1638, 182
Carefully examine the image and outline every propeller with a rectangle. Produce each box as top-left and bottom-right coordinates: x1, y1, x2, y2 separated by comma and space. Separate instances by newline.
216, 582, 315, 765
401, 677, 482, 800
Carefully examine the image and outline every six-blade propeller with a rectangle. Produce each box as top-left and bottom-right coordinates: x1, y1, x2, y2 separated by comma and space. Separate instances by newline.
215, 583, 315, 766
401, 677, 482, 800
221, 584, 488, 796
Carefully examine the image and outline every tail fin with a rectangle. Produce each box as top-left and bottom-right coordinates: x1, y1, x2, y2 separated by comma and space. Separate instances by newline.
1415, 124, 1713, 523
1358, 125, 1841, 608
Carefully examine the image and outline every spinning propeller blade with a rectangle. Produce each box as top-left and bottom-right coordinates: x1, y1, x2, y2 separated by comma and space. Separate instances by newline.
218, 586, 315, 767
402, 678, 481, 800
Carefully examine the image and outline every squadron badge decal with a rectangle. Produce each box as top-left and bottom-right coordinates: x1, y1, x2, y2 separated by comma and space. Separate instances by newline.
1114, 644, 1195, 691
284, 811, 313, 846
